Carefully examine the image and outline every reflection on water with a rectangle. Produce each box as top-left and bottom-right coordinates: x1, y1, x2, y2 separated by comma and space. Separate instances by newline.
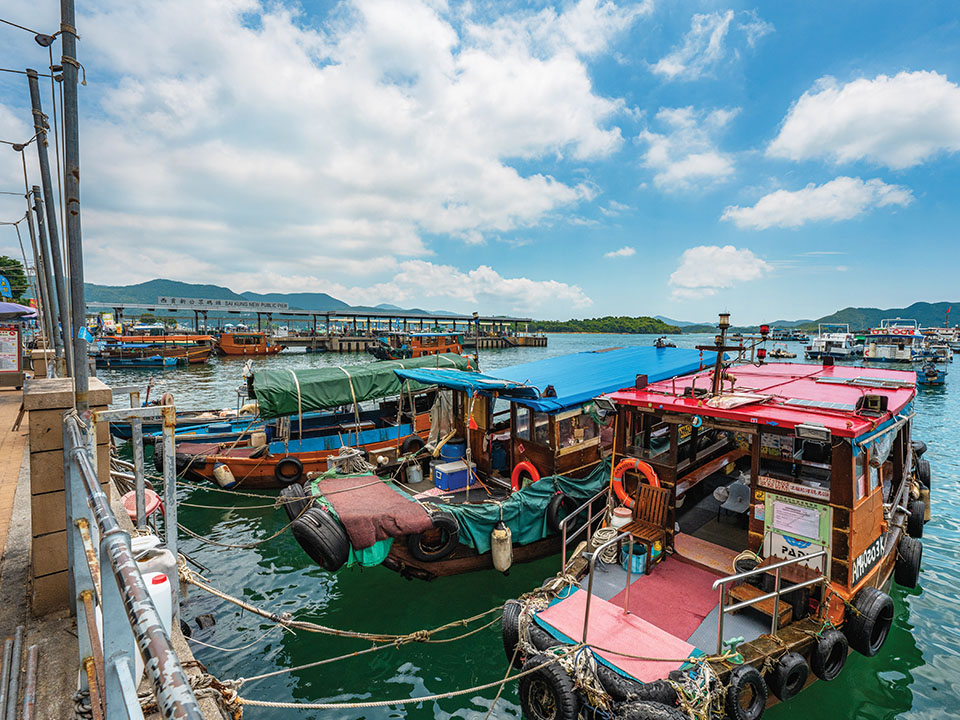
113, 335, 960, 718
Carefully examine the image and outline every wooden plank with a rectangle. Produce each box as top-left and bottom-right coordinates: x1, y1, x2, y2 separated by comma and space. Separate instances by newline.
676, 448, 748, 495
728, 583, 793, 626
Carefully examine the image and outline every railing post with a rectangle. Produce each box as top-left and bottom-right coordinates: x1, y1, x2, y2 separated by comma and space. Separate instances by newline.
716, 580, 726, 655
160, 405, 179, 616
772, 567, 782, 634
131, 418, 146, 529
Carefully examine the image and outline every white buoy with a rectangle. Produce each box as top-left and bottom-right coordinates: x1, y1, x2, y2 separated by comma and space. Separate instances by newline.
491, 521, 513, 573
213, 462, 237, 489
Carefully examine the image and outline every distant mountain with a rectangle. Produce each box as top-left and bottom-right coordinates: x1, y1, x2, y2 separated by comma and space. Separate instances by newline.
807, 302, 957, 331
768, 318, 813, 328
241, 291, 351, 312
654, 315, 704, 327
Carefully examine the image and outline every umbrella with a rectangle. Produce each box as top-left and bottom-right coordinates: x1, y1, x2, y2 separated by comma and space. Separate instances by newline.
0, 302, 38, 321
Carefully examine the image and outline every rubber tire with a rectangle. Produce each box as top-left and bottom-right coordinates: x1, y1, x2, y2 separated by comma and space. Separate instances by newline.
616, 700, 688, 720
810, 629, 848, 681
725, 664, 767, 720
907, 500, 924, 539
518, 654, 579, 720
916, 458, 931, 488
895, 536, 922, 589
502, 600, 523, 669
767, 651, 809, 701
406, 511, 459, 562
597, 664, 676, 705
275, 456, 304, 485
843, 587, 894, 657
290, 507, 350, 571
545, 492, 578, 534
401, 435, 425, 456
911, 440, 927, 458
280, 483, 314, 522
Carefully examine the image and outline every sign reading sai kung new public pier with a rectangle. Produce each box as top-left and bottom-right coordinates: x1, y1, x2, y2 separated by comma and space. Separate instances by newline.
157, 296, 289, 312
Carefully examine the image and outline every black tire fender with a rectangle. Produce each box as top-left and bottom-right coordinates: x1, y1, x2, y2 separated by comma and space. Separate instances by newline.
518, 654, 579, 720
274, 455, 303, 484
907, 500, 924, 539
895, 536, 922, 589
616, 700, 688, 720
401, 435, 425, 456
502, 600, 523, 668
843, 586, 894, 657
916, 458, 931, 488
280, 482, 314, 522
725, 664, 767, 720
597, 663, 677, 706
546, 492, 578, 534
406, 511, 459, 562
290, 506, 350, 571
767, 651, 809, 701
810, 629, 848, 681
911, 440, 927, 459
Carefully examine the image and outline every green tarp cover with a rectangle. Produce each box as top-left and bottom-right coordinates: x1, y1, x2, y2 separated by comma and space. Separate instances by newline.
305, 482, 395, 567
439, 462, 610, 554
253, 353, 471, 419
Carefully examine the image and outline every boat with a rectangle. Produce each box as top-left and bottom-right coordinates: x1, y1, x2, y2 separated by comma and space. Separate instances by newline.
216, 331, 285, 356
863, 318, 924, 363
286, 346, 720, 580
770, 328, 809, 343
917, 341, 953, 364
768, 344, 796, 359
367, 332, 463, 360
165, 354, 472, 489
653, 337, 677, 349
502, 319, 928, 720
916, 362, 946, 386
804, 324, 859, 360
95, 354, 178, 369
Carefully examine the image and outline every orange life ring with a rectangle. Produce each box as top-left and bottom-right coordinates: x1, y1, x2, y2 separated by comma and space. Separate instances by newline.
511, 461, 540, 491
611, 458, 660, 508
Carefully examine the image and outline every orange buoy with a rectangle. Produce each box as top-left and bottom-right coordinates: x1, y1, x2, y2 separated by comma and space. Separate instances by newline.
611, 458, 660, 508
511, 461, 540, 491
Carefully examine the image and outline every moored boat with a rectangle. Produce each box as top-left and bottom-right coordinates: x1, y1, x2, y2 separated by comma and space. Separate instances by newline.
367, 332, 463, 360
804, 323, 859, 360
768, 343, 796, 359
863, 318, 924, 362
916, 362, 946, 386
502, 316, 928, 720
216, 331, 285, 356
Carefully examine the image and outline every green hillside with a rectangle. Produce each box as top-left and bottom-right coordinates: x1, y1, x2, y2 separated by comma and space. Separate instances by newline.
529, 316, 680, 334
806, 302, 956, 331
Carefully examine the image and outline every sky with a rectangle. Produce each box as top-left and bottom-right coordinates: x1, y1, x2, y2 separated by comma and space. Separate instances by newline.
0, 0, 958, 322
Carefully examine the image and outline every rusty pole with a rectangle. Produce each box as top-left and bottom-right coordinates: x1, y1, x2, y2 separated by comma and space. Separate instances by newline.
30, 188, 61, 368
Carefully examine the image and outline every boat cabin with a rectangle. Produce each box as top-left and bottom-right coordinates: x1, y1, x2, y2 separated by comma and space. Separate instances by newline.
864, 318, 924, 363
369, 332, 464, 360
217, 331, 283, 355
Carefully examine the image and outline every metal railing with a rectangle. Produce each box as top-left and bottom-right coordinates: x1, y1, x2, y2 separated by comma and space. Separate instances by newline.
559, 486, 611, 570
581, 531, 635, 644
64, 407, 202, 719
711, 549, 828, 654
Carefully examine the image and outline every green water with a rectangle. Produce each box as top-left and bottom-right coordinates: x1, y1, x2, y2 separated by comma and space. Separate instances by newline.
100, 335, 960, 719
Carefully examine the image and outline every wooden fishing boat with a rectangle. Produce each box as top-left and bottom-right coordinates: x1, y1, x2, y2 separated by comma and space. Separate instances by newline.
165, 354, 472, 489
502, 315, 928, 720
216, 331, 285, 356
286, 347, 720, 580
768, 343, 796, 359
367, 332, 463, 360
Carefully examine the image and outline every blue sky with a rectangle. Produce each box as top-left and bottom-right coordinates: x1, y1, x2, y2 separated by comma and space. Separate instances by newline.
0, 0, 958, 322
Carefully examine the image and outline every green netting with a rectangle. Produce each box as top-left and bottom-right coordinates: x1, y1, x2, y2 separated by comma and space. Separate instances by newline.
440, 461, 610, 554
253, 353, 472, 419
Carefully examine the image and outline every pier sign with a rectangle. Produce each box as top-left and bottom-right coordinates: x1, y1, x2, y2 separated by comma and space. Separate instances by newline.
157, 297, 288, 312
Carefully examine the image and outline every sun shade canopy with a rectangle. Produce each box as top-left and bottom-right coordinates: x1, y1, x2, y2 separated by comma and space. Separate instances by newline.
253, 353, 472, 419
394, 346, 717, 413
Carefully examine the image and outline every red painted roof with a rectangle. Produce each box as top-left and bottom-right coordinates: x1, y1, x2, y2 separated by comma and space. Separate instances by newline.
606, 362, 916, 438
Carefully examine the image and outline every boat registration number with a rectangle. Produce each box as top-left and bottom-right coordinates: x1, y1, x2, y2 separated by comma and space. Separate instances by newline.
851, 534, 885, 586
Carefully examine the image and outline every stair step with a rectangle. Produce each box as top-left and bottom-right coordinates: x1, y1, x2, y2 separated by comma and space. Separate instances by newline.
728, 583, 793, 626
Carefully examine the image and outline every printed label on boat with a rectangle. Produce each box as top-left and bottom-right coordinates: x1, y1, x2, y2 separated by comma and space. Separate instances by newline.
851, 534, 885, 586
758, 475, 830, 501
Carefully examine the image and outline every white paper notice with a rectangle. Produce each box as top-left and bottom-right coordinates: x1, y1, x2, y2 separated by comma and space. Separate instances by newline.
772, 500, 820, 540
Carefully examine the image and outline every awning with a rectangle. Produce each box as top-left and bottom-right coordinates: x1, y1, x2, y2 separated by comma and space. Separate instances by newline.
253, 353, 472, 419
395, 346, 716, 413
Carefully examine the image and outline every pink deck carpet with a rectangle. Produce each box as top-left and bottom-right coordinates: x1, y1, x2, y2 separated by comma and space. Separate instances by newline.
609, 557, 721, 641
320, 475, 433, 549
536, 589, 695, 682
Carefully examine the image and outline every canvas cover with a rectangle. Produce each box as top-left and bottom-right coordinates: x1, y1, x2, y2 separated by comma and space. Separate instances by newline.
254, 353, 471, 419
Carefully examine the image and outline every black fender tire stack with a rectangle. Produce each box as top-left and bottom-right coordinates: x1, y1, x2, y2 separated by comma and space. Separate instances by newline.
725, 664, 767, 720
290, 506, 350, 571
810, 629, 848, 681
895, 535, 923, 588
766, 652, 809, 701
279, 483, 314, 522
517, 654, 579, 720
406, 511, 460, 562
843, 586, 894, 657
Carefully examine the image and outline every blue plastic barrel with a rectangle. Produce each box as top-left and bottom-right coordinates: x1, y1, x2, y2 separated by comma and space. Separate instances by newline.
440, 440, 466, 461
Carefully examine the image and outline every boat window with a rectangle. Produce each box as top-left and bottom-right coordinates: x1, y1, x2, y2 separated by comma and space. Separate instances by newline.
625, 411, 671, 461
855, 447, 868, 501
557, 408, 598, 449
533, 412, 551, 447
758, 434, 832, 496
515, 407, 531, 441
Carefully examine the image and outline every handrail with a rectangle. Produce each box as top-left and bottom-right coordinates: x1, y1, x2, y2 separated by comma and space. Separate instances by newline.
711, 548, 828, 654
582, 531, 635, 644
63, 412, 202, 719
559, 486, 610, 569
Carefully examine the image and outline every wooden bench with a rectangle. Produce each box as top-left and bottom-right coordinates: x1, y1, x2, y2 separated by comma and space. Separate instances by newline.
622, 484, 671, 575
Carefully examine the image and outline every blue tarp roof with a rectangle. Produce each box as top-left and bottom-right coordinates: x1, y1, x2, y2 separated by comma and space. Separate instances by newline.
395, 346, 717, 413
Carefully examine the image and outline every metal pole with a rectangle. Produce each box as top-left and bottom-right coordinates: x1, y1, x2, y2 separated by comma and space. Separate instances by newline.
31, 188, 61, 367
3, 626, 23, 720
131, 418, 146, 529
161, 406, 179, 613
27, 70, 73, 377
20, 206, 54, 366
60, 0, 87, 408
0, 638, 12, 720
20, 645, 37, 720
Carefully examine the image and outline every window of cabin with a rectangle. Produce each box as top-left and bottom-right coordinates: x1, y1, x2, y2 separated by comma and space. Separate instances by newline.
515, 407, 531, 441
855, 447, 868, 501
556, 408, 598, 449
533, 412, 551, 446
626, 410, 671, 461
758, 433, 832, 495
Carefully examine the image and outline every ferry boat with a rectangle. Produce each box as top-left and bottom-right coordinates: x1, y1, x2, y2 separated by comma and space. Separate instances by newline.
502, 319, 928, 720
367, 331, 463, 360
216, 331, 285, 356
863, 318, 924, 363
286, 347, 720, 580
771, 328, 809, 343
166, 354, 472, 489
804, 324, 859, 360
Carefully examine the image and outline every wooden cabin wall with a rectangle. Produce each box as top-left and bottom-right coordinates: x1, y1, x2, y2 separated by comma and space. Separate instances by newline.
829, 441, 854, 586
747, 429, 763, 553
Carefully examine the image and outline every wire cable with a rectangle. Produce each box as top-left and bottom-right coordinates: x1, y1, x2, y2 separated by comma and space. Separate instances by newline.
0, 17, 44, 35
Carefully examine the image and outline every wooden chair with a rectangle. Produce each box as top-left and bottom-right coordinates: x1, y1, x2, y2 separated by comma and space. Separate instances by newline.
622, 484, 671, 575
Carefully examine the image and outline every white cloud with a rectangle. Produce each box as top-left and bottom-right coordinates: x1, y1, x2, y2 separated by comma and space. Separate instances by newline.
721, 176, 913, 230
768, 71, 960, 169
669, 245, 771, 299
604, 246, 635, 258
739, 10, 774, 48
652, 10, 734, 80
637, 107, 738, 191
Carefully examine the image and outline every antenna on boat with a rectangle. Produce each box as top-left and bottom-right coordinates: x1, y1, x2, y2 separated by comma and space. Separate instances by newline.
695, 311, 744, 396
472, 311, 480, 367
